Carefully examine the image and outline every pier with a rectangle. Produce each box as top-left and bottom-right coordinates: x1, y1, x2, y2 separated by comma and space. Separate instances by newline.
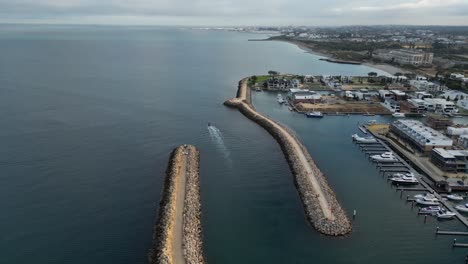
225, 78, 351, 236
149, 145, 205, 264
360, 131, 468, 229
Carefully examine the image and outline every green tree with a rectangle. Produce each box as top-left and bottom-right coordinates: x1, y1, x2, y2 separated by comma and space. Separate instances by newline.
268, 70, 278, 76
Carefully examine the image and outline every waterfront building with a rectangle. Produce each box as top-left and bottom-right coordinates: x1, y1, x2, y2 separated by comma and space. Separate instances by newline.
376, 49, 433, 65
409, 80, 442, 92
423, 98, 456, 113
266, 78, 299, 91
402, 99, 425, 113
431, 148, 468, 174
451, 73, 465, 80
390, 90, 407, 101
426, 114, 453, 130
383, 99, 400, 113
288, 89, 322, 103
390, 119, 453, 153
378, 90, 394, 100
415, 92, 433, 100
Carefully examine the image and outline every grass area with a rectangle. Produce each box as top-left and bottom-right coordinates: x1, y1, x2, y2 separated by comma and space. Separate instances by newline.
253, 75, 270, 83
367, 124, 390, 135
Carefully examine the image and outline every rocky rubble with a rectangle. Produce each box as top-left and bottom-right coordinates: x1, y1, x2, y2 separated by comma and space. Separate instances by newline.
148, 145, 205, 264
225, 79, 352, 236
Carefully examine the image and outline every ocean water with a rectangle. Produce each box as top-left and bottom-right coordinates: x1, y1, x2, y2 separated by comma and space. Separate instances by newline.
0, 25, 465, 264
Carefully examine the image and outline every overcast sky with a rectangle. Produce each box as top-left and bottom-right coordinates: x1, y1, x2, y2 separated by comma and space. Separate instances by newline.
0, 0, 467, 26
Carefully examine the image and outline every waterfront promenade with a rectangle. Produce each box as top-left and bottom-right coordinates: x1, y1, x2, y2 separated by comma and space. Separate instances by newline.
149, 145, 204, 264
225, 78, 351, 235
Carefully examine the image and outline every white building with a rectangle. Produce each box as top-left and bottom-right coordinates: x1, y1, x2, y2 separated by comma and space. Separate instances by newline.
407, 99, 426, 111
415, 92, 433, 100
409, 80, 442, 92
390, 119, 453, 152
451, 73, 465, 80
289, 89, 321, 103
383, 99, 400, 112
377, 49, 433, 65
423, 98, 456, 113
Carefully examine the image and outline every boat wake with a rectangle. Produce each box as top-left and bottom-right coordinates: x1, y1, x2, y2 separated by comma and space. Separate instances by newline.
207, 125, 231, 163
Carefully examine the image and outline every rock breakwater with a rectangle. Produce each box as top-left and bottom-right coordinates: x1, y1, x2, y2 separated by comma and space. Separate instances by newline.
149, 145, 205, 264
224, 78, 352, 236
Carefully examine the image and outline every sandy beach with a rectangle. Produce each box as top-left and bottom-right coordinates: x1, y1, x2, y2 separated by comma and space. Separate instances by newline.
272, 38, 409, 76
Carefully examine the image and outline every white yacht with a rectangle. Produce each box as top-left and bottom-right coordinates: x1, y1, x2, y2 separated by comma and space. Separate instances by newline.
416, 193, 440, 206
351, 134, 377, 143
388, 172, 419, 185
370, 152, 398, 163
277, 94, 285, 104
392, 112, 405, 118
447, 194, 464, 201
435, 209, 456, 219
455, 204, 468, 213
419, 206, 442, 214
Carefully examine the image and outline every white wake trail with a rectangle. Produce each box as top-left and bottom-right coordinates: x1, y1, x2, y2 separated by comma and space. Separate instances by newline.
207, 125, 231, 162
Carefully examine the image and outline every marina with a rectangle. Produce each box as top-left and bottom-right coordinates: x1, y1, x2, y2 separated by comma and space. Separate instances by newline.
351, 125, 468, 251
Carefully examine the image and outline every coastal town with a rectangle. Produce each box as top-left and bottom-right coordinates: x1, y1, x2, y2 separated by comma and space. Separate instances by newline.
246, 69, 468, 251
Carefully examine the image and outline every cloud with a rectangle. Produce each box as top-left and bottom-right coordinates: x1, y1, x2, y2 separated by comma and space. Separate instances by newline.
352, 0, 464, 11
0, 0, 466, 25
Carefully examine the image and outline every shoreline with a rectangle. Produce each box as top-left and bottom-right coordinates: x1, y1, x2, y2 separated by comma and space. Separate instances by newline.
149, 145, 204, 264
271, 38, 410, 76
224, 78, 352, 236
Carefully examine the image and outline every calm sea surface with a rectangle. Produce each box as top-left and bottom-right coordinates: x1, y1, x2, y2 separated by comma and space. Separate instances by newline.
0, 25, 465, 264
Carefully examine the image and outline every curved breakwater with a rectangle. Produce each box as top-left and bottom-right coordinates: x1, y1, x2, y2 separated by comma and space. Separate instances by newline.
148, 145, 205, 264
224, 78, 352, 236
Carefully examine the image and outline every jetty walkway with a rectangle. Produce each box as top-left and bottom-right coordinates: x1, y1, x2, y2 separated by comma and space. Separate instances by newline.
149, 145, 204, 264
225, 78, 351, 236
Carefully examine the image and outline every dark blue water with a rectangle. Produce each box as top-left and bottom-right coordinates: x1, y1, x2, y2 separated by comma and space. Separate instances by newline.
0, 25, 465, 264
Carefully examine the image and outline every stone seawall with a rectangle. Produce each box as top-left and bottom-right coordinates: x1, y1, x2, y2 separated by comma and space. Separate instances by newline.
224, 79, 352, 236
148, 145, 205, 264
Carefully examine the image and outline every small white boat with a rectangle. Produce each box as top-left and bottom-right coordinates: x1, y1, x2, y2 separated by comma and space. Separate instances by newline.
277, 94, 285, 104
447, 194, 464, 201
389, 172, 419, 185
367, 120, 377, 125
392, 112, 405, 118
416, 193, 440, 206
351, 134, 377, 143
455, 204, 468, 213
419, 206, 442, 214
435, 209, 456, 219
414, 193, 433, 199
370, 152, 398, 163
305, 112, 324, 118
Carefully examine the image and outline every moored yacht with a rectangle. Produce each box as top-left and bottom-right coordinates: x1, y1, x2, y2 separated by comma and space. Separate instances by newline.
351, 134, 377, 143
305, 112, 324, 118
447, 194, 464, 201
277, 94, 285, 104
455, 204, 468, 213
392, 112, 405, 118
419, 206, 442, 214
388, 172, 419, 185
370, 152, 398, 163
435, 209, 456, 219
416, 193, 440, 206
